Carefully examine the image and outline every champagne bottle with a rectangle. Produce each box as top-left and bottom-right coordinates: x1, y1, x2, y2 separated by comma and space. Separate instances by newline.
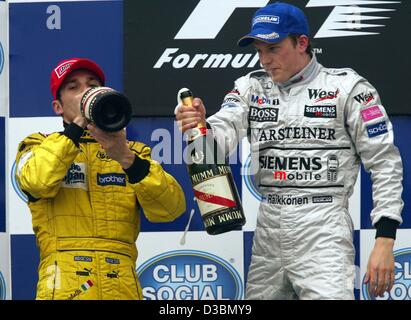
180, 89, 246, 235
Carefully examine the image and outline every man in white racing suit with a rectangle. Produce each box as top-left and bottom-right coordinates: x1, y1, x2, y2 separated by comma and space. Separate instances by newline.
175, 2, 403, 299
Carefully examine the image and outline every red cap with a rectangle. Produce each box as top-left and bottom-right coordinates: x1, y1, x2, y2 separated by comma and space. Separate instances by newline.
50, 58, 106, 99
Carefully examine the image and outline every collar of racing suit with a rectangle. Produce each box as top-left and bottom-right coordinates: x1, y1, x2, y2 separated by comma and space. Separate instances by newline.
63, 121, 96, 142
277, 53, 321, 92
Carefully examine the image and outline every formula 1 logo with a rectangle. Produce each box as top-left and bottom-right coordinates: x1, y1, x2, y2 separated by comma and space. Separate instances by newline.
306, 0, 401, 38
175, 0, 270, 39
175, 0, 400, 40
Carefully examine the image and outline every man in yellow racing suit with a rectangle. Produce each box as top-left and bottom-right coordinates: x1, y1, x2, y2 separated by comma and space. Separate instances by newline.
15, 57, 186, 300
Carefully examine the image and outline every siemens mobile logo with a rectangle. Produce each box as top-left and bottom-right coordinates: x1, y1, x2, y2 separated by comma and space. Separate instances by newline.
97, 173, 126, 187
137, 250, 243, 300
362, 248, 411, 300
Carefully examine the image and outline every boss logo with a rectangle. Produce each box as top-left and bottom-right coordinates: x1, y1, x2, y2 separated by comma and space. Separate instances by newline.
249, 107, 279, 122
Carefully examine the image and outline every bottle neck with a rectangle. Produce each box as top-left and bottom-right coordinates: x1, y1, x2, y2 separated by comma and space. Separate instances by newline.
182, 96, 207, 140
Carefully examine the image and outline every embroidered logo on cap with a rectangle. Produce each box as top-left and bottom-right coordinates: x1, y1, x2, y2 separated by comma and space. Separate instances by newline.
256, 32, 280, 40
253, 15, 280, 26
54, 59, 77, 79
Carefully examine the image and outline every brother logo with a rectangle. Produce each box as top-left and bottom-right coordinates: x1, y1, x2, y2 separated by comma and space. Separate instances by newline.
97, 173, 126, 187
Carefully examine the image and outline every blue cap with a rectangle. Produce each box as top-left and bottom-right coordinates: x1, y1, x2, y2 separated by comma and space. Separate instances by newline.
238, 2, 309, 47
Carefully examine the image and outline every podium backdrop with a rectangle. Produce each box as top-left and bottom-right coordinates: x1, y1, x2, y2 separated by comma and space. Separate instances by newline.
1, 0, 410, 300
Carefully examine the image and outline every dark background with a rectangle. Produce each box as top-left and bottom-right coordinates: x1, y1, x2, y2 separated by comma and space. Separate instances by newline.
125, 0, 410, 116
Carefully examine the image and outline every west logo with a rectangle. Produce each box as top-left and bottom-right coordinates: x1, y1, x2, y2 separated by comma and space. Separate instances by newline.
308, 88, 339, 101
354, 92, 374, 105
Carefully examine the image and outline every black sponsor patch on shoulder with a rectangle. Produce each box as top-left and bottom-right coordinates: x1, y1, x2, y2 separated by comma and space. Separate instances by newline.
304, 105, 337, 118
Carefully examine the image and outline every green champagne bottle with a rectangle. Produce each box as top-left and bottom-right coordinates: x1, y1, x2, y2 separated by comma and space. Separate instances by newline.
180, 89, 246, 235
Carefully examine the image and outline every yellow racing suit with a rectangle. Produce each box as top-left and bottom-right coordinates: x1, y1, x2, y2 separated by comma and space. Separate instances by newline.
15, 123, 186, 300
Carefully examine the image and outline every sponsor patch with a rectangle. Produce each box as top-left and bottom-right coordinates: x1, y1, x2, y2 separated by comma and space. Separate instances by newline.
107, 271, 119, 279
354, 92, 374, 105
256, 32, 279, 40
74, 256, 92, 262
253, 15, 279, 26
96, 150, 112, 161
223, 97, 240, 104
221, 103, 238, 109
304, 105, 337, 118
312, 196, 333, 203
105, 257, 120, 265
249, 107, 279, 122
62, 163, 88, 190
250, 95, 279, 106
367, 121, 388, 138
54, 59, 77, 78
76, 269, 92, 276
97, 173, 126, 186
360, 105, 383, 122
68, 279, 94, 300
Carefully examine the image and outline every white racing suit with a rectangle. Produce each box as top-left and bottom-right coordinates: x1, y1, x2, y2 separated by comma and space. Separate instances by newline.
207, 55, 403, 299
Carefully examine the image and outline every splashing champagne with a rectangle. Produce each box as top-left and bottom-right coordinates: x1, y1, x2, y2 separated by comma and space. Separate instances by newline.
181, 89, 245, 235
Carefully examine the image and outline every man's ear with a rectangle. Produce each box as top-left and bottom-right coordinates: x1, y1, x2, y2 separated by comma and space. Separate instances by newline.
52, 99, 63, 116
298, 35, 310, 51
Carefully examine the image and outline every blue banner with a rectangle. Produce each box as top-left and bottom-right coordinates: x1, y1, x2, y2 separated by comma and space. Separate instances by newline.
0, 117, 4, 232
9, 1, 123, 117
